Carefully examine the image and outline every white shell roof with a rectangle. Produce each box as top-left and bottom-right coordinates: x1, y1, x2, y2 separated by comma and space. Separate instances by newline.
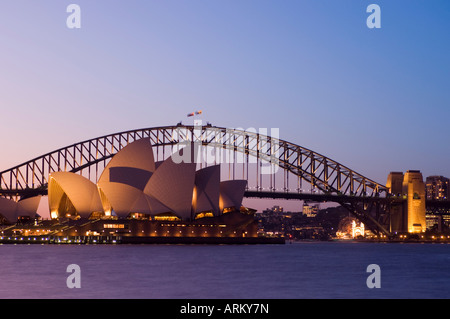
98, 181, 148, 217
219, 180, 247, 212
49, 172, 103, 218
17, 196, 42, 218
194, 165, 220, 215
0, 197, 19, 223
0, 195, 42, 223
144, 157, 196, 220
98, 137, 156, 185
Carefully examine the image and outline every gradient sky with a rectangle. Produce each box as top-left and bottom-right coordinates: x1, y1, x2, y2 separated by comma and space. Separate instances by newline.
0, 1, 449, 213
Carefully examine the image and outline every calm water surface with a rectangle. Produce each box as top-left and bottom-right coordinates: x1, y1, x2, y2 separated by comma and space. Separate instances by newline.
0, 242, 449, 299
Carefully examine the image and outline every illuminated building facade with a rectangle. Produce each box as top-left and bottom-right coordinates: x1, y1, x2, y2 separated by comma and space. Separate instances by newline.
336, 216, 365, 239
351, 220, 365, 238
303, 203, 319, 218
425, 175, 449, 200
424, 176, 450, 231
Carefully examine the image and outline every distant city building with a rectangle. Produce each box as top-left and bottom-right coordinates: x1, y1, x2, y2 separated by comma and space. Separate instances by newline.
272, 206, 283, 213
262, 206, 284, 214
303, 203, 319, 218
426, 214, 441, 231
425, 175, 449, 200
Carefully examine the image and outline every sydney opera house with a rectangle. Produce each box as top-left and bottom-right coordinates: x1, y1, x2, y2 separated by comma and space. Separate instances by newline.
0, 138, 280, 244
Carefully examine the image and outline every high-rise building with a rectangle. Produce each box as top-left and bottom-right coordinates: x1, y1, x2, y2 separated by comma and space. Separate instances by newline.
272, 206, 284, 213
425, 175, 449, 200
303, 203, 319, 218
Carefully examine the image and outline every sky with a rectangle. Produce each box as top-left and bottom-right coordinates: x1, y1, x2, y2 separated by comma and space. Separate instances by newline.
0, 1, 449, 214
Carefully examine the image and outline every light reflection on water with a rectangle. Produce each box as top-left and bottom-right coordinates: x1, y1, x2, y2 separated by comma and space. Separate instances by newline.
0, 242, 449, 299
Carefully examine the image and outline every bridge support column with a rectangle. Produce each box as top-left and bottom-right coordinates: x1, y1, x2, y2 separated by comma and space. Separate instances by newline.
387, 170, 426, 233
386, 172, 406, 233
403, 170, 426, 233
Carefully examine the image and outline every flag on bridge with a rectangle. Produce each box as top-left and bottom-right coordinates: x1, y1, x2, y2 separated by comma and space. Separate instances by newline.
187, 110, 202, 117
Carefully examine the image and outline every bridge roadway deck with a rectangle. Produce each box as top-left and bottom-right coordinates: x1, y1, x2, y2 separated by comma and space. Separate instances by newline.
1, 189, 449, 213
244, 190, 397, 204
244, 190, 450, 214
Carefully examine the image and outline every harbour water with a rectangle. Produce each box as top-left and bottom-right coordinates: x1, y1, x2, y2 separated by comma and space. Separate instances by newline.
0, 241, 449, 299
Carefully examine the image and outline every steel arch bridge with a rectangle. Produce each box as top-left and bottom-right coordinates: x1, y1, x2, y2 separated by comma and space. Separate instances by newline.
0, 124, 393, 236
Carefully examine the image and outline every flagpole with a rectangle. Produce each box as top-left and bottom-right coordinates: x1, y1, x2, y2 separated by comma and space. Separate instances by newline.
187, 110, 203, 126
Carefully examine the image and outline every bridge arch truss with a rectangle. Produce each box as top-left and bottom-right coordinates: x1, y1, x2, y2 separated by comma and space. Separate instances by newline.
0, 124, 392, 235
